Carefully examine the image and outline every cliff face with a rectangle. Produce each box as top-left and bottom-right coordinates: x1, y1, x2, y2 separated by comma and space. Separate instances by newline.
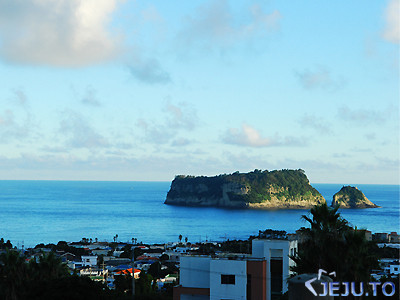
331, 186, 379, 208
164, 169, 326, 209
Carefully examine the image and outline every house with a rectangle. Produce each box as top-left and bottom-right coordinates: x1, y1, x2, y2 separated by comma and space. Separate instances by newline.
107, 268, 141, 290
91, 249, 110, 256
373, 233, 389, 243
174, 239, 297, 300
80, 268, 108, 282
164, 246, 196, 262
81, 255, 98, 267
157, 274, 178, 290
362, 230, 372, 241
115, 268, 141, 279
60, 252, 78, 262
389, 232, 400, 243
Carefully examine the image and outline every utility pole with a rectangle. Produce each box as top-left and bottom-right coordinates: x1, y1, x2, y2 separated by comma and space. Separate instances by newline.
132, 245, 136, 300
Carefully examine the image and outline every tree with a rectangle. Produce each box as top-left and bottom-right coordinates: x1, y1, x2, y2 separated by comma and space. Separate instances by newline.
148, 262, 161, 279
0, 250, 29, 300
291, 203, 378, 284
136, 271, 154, 296
29, 252, 69, 282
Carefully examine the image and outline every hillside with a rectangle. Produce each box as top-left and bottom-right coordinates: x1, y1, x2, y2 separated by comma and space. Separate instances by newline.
164, 169, 326, 209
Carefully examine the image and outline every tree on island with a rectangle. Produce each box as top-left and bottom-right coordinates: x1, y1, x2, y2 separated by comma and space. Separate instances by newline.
291, 203, 379, 284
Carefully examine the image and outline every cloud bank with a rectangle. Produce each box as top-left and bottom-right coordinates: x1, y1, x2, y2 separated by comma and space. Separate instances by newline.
0, 0, 123, 66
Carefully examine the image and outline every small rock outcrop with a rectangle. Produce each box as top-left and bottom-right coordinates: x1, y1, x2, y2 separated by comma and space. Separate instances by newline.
164, 169, 326, 209
331, 186, 379, 208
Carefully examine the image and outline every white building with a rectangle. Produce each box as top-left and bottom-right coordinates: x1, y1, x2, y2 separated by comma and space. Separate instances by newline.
81, 255, 98, 267
174, 239, 297, 300
252, 239, 298, 299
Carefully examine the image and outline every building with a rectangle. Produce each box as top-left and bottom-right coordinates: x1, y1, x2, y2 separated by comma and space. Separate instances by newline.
81, 255, 98, 267
252, 239, 298, 299
174, 255, 266, 300
174, 239, 297, 300
388, 232, 400, 243
362, 230, 372, 241
373, 233, 389, 243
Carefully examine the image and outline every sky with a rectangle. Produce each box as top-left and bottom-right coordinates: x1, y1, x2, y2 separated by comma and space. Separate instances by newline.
0, 0, 398, 184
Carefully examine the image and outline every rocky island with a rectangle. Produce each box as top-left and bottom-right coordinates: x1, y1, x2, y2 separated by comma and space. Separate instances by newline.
331, 186, 379, 208
164, 169, 326, 209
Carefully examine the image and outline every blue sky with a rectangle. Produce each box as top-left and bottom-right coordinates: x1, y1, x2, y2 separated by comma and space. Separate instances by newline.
0, 0, 398, 184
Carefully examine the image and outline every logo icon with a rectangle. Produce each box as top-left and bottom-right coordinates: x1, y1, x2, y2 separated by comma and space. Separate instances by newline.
305, 269, 336, 296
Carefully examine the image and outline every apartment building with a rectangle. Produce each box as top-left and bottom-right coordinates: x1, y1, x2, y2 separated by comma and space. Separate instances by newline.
174, 239, 297, 300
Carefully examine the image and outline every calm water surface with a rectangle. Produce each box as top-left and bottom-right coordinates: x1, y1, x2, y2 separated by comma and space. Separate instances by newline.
0, 181, 398, 247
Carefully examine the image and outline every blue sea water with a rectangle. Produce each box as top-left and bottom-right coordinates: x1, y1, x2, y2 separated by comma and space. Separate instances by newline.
0, 181, 398, 248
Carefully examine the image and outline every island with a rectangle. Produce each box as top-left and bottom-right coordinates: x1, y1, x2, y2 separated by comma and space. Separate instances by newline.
331, 186, 379, 208
164, 169, 326, 209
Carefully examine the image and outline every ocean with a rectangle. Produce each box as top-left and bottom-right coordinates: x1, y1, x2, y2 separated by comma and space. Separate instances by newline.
0, 181, 398, 248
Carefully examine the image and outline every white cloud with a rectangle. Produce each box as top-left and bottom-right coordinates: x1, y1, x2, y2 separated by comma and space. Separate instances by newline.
136, 101, 198, 145
382, 0, 400, 44
0, 0, 124, 66
164, 102, 197, 130
81, 86, 101, 106
222, 123, 307, 147
171, 138, 192, 147
12, 89, 28, 106
337, 106, 386, 125
295, 66, 344, 91
298, 114, 332, 134
177, 0, 281, 52
0, 109, 31, 142
59, 111, 109, 148
128, 58, 171, 84
223, 123, 271, 147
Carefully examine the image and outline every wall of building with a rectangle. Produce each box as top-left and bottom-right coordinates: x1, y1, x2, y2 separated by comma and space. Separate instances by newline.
247, 260, 267, 300
210, 259, 247, 300
180, 256, 211, 289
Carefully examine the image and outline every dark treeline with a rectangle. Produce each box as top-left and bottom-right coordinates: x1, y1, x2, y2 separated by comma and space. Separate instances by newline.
0, 249, 172, 300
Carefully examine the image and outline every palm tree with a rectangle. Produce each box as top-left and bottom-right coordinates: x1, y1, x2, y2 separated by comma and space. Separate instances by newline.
291, 203, 377, 284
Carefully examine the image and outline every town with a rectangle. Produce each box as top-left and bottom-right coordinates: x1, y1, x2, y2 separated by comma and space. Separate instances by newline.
0, 228, 399, 300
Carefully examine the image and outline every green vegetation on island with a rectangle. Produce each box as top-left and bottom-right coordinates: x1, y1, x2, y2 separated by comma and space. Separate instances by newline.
331, 186, 379, 208
165, 169, 326, 209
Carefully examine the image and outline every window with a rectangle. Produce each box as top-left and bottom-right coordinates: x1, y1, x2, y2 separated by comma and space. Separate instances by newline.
247, 274, 252, 300
271, 259, 283, 298
221, 274, 235, 285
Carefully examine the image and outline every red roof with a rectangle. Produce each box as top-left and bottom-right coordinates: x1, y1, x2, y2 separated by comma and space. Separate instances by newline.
136, 255, 159, 261
115, 268, 141, 275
